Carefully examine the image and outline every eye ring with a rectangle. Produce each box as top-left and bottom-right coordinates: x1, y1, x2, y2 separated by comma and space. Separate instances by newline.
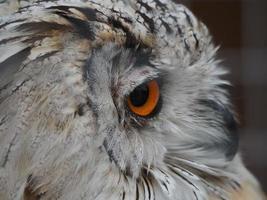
127, 80, 160, 117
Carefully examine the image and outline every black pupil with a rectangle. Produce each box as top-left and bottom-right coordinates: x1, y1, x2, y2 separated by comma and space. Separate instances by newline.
130, 84, 149, 107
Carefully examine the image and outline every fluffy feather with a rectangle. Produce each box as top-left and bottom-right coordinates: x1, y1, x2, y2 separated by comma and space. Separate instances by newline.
0, 0, 265, 200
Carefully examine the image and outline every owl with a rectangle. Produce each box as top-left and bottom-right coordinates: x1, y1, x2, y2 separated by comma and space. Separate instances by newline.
0, 0, 265, 199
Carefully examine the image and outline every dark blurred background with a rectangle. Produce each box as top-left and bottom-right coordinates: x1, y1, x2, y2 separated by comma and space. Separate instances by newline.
179, 0, 267, 192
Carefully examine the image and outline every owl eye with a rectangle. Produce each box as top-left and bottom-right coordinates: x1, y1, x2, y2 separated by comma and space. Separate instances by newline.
127, 80, 160, 117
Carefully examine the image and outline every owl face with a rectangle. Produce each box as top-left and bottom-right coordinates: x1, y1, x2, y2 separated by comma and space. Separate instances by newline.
0, 0, 242, 199
83, 43, 238, 179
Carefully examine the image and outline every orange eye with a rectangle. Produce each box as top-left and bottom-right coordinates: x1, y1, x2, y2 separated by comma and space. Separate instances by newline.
127, 80, 160, 117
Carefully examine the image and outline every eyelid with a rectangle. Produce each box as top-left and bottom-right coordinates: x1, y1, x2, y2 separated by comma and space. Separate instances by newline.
121, 67, 160, 95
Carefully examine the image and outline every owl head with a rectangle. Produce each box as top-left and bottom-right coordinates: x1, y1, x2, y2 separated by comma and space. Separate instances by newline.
0, 0, 241, 199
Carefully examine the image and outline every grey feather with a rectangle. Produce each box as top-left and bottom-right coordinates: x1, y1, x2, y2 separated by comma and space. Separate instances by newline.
0, 0, 265, 200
